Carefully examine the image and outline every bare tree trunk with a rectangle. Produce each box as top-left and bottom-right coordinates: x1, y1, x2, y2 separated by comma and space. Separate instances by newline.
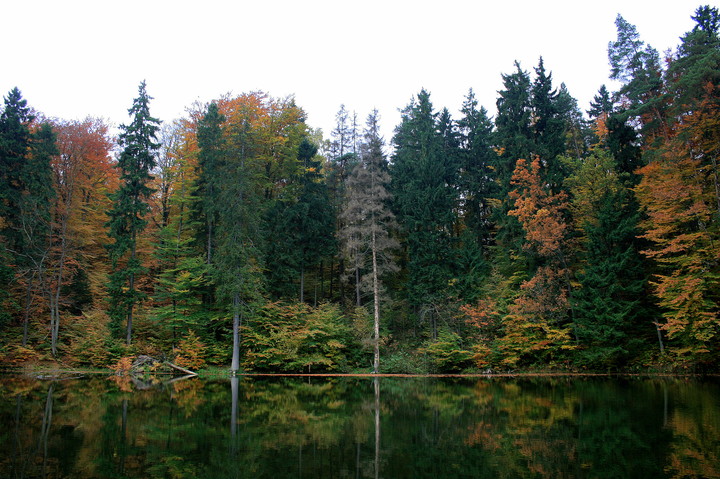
372, 230, 380, 374
655, 322, 665, 354
231, 293, 241, 373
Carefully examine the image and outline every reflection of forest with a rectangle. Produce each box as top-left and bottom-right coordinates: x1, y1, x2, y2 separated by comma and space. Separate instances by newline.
0, 376, 717, 478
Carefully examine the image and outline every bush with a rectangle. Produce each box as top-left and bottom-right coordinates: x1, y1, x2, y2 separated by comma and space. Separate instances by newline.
65, 310, 120, 368
173, 330, 206, 370
242, 301, 352, 373
421, 330, 474, 373
381, 348, 428, 374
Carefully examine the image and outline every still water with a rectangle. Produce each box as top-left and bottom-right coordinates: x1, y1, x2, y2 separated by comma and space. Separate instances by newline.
0, 375, 718, 478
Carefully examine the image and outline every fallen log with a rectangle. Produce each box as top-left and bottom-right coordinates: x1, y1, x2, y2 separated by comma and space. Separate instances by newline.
163, 361, 197, 377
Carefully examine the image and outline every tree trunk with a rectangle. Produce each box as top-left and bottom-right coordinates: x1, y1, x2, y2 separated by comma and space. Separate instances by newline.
126, 270, 134, 346
372, 230, 380, 374
231, 293, 241, 373
654, 321, 665, 354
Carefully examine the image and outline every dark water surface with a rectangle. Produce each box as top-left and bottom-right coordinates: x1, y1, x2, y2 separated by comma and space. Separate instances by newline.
0, 375, 718, 478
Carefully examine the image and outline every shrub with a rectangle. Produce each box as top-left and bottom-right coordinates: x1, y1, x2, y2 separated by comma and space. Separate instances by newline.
242, 301, 352, 373
421, 330, 474, 373
173, 330, 206, 370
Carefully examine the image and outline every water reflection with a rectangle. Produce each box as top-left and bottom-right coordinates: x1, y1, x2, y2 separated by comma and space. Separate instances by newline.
0, 376, 718, 478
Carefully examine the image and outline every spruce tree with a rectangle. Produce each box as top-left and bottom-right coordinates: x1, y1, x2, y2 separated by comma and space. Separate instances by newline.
392, 90, 458, 338
106, 81, 160, 345
455, 90, 495, 300
0, 88, 33, 256
572, 188, 648, 368
195, 102, 226, 266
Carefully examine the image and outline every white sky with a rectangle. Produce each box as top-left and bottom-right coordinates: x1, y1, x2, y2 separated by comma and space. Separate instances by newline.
1, 0, 699, 145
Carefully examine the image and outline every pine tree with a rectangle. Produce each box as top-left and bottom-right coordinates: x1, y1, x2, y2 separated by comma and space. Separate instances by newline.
566, 150, 650, 368
106, 81, 161, 345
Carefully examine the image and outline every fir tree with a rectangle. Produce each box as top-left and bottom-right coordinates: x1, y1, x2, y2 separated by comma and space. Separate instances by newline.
195, 102, 226, 266
106, 81, 161, 345
392, 90, 458, 338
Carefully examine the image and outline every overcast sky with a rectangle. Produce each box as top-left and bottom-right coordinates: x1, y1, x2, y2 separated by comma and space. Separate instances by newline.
2, 0, 699, 145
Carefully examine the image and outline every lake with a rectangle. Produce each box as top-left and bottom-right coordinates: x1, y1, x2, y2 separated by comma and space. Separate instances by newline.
0, 375, 718, 478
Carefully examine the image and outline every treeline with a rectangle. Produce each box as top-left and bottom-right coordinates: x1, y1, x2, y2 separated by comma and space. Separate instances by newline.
1, 6, 719, 372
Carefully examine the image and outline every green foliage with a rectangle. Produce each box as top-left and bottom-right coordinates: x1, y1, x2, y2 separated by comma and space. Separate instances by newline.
571, 190, 650, 368
106, 81, 161, 343
65, 309, 121, 367
391, 90, 459, 316
381, 347, 429, 374
421, 329, 474, 373
242, 302, 353, 373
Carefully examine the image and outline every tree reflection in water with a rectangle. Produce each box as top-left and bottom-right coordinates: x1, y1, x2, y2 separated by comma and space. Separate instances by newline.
0, 376, 717, 478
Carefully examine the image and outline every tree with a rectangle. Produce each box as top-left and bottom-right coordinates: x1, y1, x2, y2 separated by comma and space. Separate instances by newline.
565, 149, 651, 367
195, 102, 226, 266
500, 157, 574, 366
608, 14, 667, 138
340, 109, 398, 373
391, 90, 458, 338
0, 88, 32, 333
454, 90, 495, 301
25, 123, 58, 353
106, 81, 161, 346
0, 89, 57, 346
50, 117, 114, 356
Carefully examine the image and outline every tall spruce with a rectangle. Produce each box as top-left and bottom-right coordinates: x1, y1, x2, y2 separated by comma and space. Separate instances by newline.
455, 90, 495, 300
0, 89, 56, 343
195, 102, 226, 266
392, 90, 458, 338
215, 104, 265, 374
106, 81, 160, 345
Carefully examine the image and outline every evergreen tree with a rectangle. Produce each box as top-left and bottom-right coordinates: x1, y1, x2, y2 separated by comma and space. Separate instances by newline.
0, 88, 33, 256
0, 89, 57, 344
214, 104, 266, 373
392, 90, 458, 338
494, 62, 533, 194
608, 14, 667, 138
195, 102, 226, 266
293, 139, 336, 303
587, 85, 613, 119
455, 90, 495, 300
569, 169, 649, 368
106, 81, 161, 345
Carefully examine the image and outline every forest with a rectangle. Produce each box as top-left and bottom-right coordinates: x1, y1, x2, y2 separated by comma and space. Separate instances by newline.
1, 6, 718, 374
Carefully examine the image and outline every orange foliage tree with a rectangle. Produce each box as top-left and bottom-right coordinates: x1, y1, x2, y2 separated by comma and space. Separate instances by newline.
48, 117, 116, 356
634, 87, 720, 362
499, 157, 574, 366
